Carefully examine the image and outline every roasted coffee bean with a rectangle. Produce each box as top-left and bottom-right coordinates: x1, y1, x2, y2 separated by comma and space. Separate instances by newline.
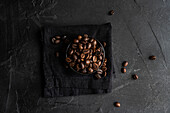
76, 52, 80, 56
97, 69, 103, 74
114, 102, 120, 107
55, 40, 60, 44
82, 68, 87, 74
103, 42, 106, 47
133, 74, 138, 80
77, 59, 81, 63
72, 44, 77, 49
96, 47, 101, 52
74, 39, 79, 43
69, 62, 75, 67
81, 53, 85, 59
76, 64, 80, 71
56, 36, 61, 39
104, 72, 107, 77
109, 10, 115, 15
86, 54, 90, 59
78, 35, 82, 40
86, 59, 91, 65
98, 60, 102, 66
69, 49, 74, 55
122, 61, 128, 67
84, 37, 89, 41
88, 67, 93, 73
149, 55, 156, 60
56, 52, 59, 57
104, 58, 107, 63
66, 57, 72, 63
83, 49, 89, 54
93, 63, 99, 70
121, 68, 126, 73
81, 62, 85, 69
79, 44, 83, 50
93, 40, 97, 45
73, 54, 77, 61
102, 62, 106, 67
95, 74, 101, 79
93, 56, 97, 62
83, 45, 87, 49
99, 55, 102, 60
102, 66, 107, 72
52, 37, 56, 43
81, 58, 84, 61
84, 34, 88, 38
87, 43, 92, 49
90, 38, 94, 43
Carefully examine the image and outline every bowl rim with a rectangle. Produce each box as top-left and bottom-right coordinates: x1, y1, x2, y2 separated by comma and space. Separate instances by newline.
65, 37, 105, 75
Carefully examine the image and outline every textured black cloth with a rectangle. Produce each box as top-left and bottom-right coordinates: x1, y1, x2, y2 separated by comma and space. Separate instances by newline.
42, 23, 115, 97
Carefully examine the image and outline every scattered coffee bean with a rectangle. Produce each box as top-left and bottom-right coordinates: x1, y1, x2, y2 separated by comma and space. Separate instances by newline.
56, 52, 59, 57
82, 68, 87, 74
55, 40, 60, 44
66, 57, 72, 63
93, 56, 97, 62
95, 74, 101, 79
56, 36, 61, 39
97, 69, 103, 74
102, 66, 107, 72
121, 68, 126, 73
109, 10, 115, 15
73, 54, 77, 61
74, 39, 79, 43
72, 43, 77, 49
81, 53, 85, 59
81, 62, 85, 69
122, 61, 128, 67
149, 55, 156, 60
77, 59, 81, 63
52, 37, 56, 43
99, 55, 102, 60
84, 34, 88, 38
78, 35, 82, 40
114, 102, 120, 107
103, 62, 106, 67
104, 58, 107, 63
93, 63, 99, 70
69, 62, 75, 67
69, 49, 74, 55
103, 42, 106, 47
133, 74, 138, 80
86, 60, 91, 65
87, 43, 92, 49
104, 71, 107, 77
88, 67, 93, 73
98, 60, 102, 66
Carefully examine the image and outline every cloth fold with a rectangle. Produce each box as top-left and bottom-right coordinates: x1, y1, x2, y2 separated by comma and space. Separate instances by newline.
42, 23, 115, 97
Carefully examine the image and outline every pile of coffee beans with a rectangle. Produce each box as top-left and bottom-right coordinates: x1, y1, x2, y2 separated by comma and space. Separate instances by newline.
65, 34, 107, 76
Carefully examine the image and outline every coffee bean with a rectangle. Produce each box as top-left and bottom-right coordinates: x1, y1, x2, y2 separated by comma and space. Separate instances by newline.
52, 37, 56, 43
82, 68, 87, 74
66, 57, 72, 63
84, 34, 88, 38
88, 67, 93, 73
86, 60, 91, 65
77, 59, 81, 63
87, 43, 92, 49
102, 62, 106, 67
81, 62, 85, 69
89, 63, 93, 68
122, 61, 128, 67
99, 55, 102, 60
72, 44, 77, 49
73, 54, 77, 61
96, 47, 101, 52
76, 52, 80, 56
93, 63, 99, 70
83, 49, 89, 54
133, 74, 138, 80
104, 71, 107, 77
56, 36, 61, 39
79, 43, 83, 50
90, 38, 94, 43
76, 64, 80, 71
69, 49, 74, 55
83, 45, 87, 49
109, 10, 115, 15
93, 56, 97, 62
81, 58, 84, 61
103, 42, 106, 47
84, 37, 89, 41
74, 39, 79, 43
149, 55, 156, 60
98, 60, 101, 66
69, 62, 75, 67
97, 69, 103, 74
55, 40, 60, 44
93, 40, 97, 45
102, 66, 107, 72
78, 35, 82, 40
104, 58, 107, 63
81, 53, 85, 59
121, 68, 126, 73
56, 52, 59, 57
114, 102, 120, 107
95, 74, 101, 79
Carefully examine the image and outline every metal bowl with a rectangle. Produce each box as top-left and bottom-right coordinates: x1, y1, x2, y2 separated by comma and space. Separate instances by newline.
66, 38, 105, 75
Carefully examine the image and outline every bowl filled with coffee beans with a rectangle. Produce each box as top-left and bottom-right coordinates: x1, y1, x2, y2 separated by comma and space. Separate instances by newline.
65, 34, 105, 75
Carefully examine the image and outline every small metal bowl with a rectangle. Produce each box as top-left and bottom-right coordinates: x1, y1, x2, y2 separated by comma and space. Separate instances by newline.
66, 38, 105, 75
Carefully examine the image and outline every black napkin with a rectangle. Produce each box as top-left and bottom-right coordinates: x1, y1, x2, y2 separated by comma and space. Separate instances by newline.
42, 23, 115, 97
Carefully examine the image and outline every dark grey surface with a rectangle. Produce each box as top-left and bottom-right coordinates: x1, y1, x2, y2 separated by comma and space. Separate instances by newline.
0, 0, 170, 113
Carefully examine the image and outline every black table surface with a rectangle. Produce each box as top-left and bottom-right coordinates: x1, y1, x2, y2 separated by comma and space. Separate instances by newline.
0, 0, 170, 113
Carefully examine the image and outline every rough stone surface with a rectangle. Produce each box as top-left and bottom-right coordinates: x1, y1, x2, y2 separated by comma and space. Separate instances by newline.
0, 0, 170, 113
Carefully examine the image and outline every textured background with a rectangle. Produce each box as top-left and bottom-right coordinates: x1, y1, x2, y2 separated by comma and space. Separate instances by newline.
0, 0, 170, 113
